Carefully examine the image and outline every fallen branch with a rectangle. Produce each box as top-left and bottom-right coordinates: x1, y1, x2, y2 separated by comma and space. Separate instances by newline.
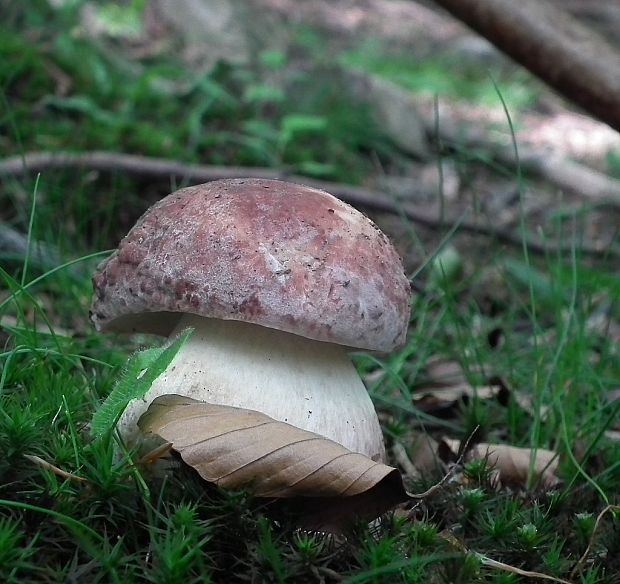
463, 139, 620, 206
432, 0, 620, 132
2, 151, 618, 259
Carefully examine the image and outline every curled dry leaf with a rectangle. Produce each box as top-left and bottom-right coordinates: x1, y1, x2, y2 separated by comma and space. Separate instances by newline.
138, 395, 409, 527
442, 438, 560, 488
414, 384, 501, 414
392, 432, 443, 480
416, 361, 551, 423
425, 358, 467, 383
413, 358, 501, 415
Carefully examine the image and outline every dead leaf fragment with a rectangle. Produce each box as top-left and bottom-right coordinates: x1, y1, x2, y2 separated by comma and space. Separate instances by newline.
138, 395, 409, 504
414, 384, 501, 414
441, 439, 560, 488
413, 358, 501, 415
392, 432, 443, 480
425, 358, 467, 384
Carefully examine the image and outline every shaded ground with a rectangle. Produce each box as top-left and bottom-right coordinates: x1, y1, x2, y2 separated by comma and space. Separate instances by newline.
129, 0, 620, 273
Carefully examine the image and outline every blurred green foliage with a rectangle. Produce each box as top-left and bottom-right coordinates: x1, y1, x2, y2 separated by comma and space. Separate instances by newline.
0, 1, 391, 184
341, 42, 538, 111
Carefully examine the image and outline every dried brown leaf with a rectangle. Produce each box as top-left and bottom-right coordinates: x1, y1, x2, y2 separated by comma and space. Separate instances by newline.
425, 358, 467, 385
404, 432, 443, 478
414, 384, 501, 413
512, 391, 550, 420
414, 358, 501, 415
138, 395, 409, 503
441, 438, 560, 488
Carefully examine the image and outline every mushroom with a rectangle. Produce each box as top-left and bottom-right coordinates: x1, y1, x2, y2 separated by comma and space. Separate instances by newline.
91, 178, 411, 462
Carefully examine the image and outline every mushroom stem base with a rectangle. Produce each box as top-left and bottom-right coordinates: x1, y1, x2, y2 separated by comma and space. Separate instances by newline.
118, 314, 386, 462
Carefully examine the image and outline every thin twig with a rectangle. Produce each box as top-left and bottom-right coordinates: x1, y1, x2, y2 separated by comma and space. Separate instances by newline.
137, 442, 173, 466
407, 425, 479, 501
570, 504, 620, 579
477, 553, 572, 584
24, 454, 88, 483
442, 530, 573, 584
1, 151, 618, 259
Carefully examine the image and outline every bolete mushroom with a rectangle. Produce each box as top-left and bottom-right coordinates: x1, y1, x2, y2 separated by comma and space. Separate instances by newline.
91, 178, 411, 462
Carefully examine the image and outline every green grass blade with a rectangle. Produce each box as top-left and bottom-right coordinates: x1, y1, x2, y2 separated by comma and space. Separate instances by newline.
343, 553, 461, 583
21, 172, 40, 287
0, 499, 102, 543
0, 249, 113, 313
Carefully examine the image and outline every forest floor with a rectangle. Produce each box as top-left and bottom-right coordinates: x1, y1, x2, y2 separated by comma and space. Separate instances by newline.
1, 1, 620, 582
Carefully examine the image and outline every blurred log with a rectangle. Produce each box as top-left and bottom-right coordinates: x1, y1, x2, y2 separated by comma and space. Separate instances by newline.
5, 146, 620, 207
432, 0, 620, 131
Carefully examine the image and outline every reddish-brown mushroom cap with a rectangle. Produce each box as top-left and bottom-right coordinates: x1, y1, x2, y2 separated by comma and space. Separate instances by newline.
91, 178, 411, 351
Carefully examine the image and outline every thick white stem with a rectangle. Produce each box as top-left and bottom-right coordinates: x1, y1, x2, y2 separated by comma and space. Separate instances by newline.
119, 314, 386, 462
